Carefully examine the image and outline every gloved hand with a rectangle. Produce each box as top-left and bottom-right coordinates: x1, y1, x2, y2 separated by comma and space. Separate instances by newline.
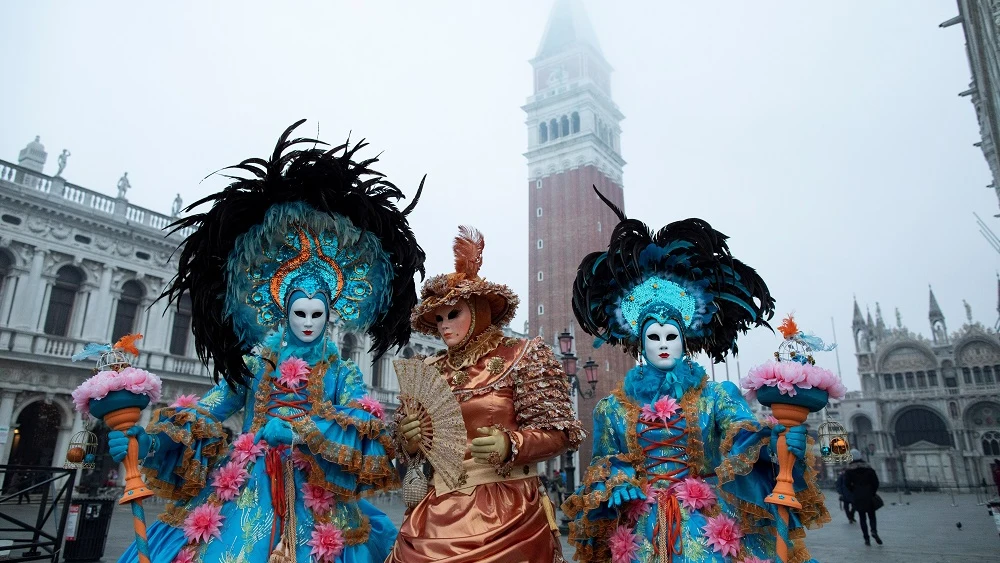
255, 417, 294, 447
470, 427, 510, 465
607, 483, 646, 508
771, 424, 808, 461
108, 426, 152, 463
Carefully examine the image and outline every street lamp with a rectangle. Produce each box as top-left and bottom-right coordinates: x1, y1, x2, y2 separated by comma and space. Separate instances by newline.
557, 330, 599, 399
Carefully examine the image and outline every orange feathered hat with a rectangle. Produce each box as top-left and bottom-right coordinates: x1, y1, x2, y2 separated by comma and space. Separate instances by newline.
410, 226, 519, 335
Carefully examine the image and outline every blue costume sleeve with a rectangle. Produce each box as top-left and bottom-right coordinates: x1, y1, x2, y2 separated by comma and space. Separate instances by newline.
712, 381, 830, 547
290, 359, 399, 499
142, 380, 247, 501
563, 394, 642, 562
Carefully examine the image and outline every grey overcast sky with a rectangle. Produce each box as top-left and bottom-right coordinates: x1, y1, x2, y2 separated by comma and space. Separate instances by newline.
2, 1, 998, 391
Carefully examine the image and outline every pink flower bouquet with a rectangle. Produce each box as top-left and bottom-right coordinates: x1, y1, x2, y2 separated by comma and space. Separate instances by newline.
740, 360, 846, 404
72, 366, 163, 418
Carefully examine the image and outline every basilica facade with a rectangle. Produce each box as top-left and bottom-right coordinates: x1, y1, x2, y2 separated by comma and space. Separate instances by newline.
838, 288, 1000, 489
0, 136, 444, 487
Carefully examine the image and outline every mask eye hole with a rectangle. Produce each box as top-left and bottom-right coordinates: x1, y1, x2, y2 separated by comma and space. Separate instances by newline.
447, 309, 460, 320
647, 334, 660, 341
311, 312, 323, 319
294, 310, 306, 318
666, 334, 678, 341
435, 315, 443, 323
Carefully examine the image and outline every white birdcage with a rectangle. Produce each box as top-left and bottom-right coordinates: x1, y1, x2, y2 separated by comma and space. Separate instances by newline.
818, 421, 852, 464
65, 430, 100, 469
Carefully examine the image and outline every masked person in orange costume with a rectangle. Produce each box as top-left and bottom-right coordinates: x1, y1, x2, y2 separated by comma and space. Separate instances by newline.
388, 226, 584, 563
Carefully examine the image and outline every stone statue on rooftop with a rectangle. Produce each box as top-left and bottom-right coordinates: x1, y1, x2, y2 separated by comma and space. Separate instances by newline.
170, 193, 183, 218
116, 172, 131, 199
55, 150, 70, 177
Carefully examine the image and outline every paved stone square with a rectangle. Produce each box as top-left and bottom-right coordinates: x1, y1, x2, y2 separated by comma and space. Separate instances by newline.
4, 489, 998, 562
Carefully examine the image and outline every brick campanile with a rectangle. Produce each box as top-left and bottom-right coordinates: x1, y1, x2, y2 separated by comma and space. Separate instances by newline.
524, 0, 633, 474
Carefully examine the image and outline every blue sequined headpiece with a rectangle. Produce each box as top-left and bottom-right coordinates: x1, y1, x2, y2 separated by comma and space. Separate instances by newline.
615, 273, 716, 341
225, 201, 393, 345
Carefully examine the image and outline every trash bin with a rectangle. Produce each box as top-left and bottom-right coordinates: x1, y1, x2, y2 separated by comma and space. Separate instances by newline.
63, 499, 116, 561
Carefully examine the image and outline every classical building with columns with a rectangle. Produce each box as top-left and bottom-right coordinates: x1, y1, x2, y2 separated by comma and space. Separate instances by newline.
837, 286, 1000, 489
0, 136, 444, 490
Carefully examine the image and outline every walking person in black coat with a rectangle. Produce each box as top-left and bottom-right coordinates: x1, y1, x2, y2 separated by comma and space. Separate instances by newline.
835, 467, 856, 523
845, 455, 883, 546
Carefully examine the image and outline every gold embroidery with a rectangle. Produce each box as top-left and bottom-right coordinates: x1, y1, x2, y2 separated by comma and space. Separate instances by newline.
444, 325, 504, 370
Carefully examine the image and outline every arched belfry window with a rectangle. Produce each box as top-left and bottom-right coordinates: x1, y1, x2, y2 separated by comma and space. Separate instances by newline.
894, 408, 952, 447
560, 115, 570, 137
44, 266, 84, 337
169, 294, 193, 356
538, 122, 548, 144
571, 112, 580, 133
550, 119, 559, 140
112, 280, 145, 341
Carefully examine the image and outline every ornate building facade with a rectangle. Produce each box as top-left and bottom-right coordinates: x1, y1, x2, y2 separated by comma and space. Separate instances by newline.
838, 286, 1000, 489
0, 136, 443, 487
942, 1, 1000, 214
524, 0, 634, 473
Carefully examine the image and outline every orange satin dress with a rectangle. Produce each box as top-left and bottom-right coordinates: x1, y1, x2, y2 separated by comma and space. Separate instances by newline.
389, 334, 583, 563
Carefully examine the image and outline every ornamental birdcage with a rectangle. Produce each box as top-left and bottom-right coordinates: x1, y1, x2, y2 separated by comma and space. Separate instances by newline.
773, 336, 815, 365
818, 421, 852, 464
97, 348, 134, 372
64, 430, 100, 469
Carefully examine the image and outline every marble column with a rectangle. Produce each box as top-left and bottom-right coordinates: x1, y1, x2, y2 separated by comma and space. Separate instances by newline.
0, 390, 17, 465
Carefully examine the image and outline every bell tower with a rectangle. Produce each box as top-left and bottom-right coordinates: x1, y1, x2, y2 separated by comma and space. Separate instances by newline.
524, 0, 632, 471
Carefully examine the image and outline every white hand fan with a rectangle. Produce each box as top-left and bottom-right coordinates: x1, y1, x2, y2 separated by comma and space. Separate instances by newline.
393, 358, 468, 490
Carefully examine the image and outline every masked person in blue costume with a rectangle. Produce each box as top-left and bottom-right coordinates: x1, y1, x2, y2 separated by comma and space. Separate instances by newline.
563, 190, 829, 563
109, 121, 425, 563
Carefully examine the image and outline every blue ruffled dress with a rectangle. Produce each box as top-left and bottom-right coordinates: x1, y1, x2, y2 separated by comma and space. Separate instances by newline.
118, 335, 398, 563
563, 363, 829, 563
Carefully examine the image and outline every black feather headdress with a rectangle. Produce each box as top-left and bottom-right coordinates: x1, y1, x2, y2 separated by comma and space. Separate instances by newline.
162, 120, 426, 389
572, 187, 774, 362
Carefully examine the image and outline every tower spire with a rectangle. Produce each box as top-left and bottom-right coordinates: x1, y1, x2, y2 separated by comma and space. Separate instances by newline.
929, 285, 949, 345
852, 296, 865, 327
536, 0, 604, 59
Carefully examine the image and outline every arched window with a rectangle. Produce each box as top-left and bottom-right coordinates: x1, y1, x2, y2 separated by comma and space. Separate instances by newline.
538, 122, 548, 144
549, 119, 559, 140
112, 280, 145, 341
852, 416, 873, 453
536, 207, 543, 217
948, 401, 959, 418
372, 357, 384, 388
560, 115, 570, 137
894, 408, 952, 447
963, 367, 972, 384
537, 271, 544, 281
571, 112, 580, 133
983, 431, 1000, 455
341, 333, 360, 364
985, 365, 995, 384
401, 347, 414, 359
169, 294, 193, 356
44, 266, 83, 336
974, 367, 983, 384
536, 239, 543, 249
538, 304, 544, 315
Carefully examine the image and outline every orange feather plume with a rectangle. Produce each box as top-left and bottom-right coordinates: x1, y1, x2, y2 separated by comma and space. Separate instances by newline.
777, 315, 798, 340
113, 333, 144, 357
453, 225, 484, 279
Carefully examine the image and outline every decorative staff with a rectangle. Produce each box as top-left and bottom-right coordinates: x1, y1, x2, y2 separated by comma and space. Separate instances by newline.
742, 316, 847, 561
70, 334, 161, 563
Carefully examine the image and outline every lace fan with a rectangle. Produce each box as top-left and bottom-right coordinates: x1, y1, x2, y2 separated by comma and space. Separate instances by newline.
393, 358, 468, 490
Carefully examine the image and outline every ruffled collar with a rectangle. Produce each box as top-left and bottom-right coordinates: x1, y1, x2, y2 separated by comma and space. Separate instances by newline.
623, 357, 706, 405
262, 331, 338, 366
445, 325, 504, 370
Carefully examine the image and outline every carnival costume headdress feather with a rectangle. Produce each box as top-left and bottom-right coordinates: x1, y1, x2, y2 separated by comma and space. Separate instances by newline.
573, 187, 775, 361
162, 120, 426, 388
411, 226, 519, 334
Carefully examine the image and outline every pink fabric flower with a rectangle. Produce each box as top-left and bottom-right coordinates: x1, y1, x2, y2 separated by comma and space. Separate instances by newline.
171, 547, 197, 563
71, 367, 163, 417
307, 522, 345, 563
182, 503, 224, 544
277, 357, 311, 389
211, 461, 249, 501
702, 514, 743, 557
640, 395, 680, 424
291, 449, 312, 472
741, 557, 772, 563
302, 483, 336, 514
741, 360, 846, 400
608, 525, 640, 563
356, 396, 385, 420
622, 495, 650, 524
673, 477, 716, 511
231, 433, 264, 465
171, 394, 200, 408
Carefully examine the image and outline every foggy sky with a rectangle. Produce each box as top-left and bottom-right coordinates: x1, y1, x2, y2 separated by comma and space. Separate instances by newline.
2, 1, 997, 392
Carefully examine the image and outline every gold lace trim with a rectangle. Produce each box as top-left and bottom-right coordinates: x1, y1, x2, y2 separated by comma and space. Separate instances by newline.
444, 325, 504, 370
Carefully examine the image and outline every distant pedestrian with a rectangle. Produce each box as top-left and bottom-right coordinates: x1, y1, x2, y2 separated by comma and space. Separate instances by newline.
835, 468, 855, 523
11, 471, 32, 504
845, 453, 883, 546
